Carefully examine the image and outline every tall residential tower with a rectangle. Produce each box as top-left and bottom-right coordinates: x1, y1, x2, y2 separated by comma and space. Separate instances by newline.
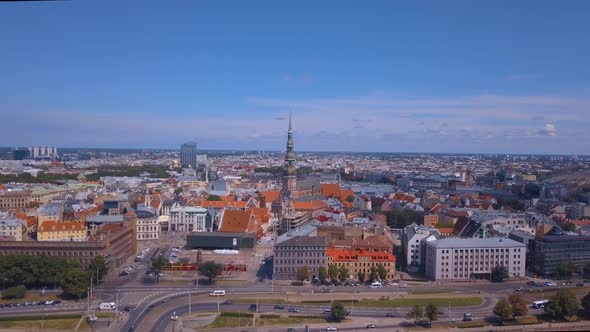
180, 142, 197, 169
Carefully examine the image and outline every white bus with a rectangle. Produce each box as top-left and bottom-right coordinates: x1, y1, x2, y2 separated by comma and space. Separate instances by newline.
532, 300, 549, 309
99, 302, 116, 310
209, 290, 226, 296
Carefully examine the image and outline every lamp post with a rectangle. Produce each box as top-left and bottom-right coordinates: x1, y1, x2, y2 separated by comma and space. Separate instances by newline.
188, 289, 192, 315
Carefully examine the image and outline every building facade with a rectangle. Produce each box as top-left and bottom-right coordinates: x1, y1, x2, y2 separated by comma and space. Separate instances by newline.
0, 216, 24, 241
530, 235, 590, 277
37, 221, 87, 242
425, 238, 526, 281
402, 223, 440, 273
169, 206, 210, 232
327, 248, 396, 280
0, 190, 32, 211
29, 146, 58, 159
180, 142, 197, 169
136, 213, 160, 241
273, 236, 327, 280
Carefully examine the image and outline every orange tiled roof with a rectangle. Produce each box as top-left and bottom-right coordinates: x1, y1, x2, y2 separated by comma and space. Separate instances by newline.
293, 200, 328, 211
38, 221, 86, 232
321, 183, 341, 198
219, 209, 255, 233
259, 191, 280, 203
437, 227, 455, 234
251, 207, 270, 224
327, 248, 396, 262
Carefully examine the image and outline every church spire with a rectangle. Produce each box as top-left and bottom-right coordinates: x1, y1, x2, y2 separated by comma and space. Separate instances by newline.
283, 113, 297, 196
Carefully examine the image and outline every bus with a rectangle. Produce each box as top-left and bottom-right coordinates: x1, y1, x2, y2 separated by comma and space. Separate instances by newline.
99, 302, 116, 310
532, 300, 549, 309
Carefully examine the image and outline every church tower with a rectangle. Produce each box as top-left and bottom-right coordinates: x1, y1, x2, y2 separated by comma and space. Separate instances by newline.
283, 112, 297, 196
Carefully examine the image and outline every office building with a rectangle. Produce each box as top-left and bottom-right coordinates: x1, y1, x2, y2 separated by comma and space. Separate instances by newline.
180, 142, 197, 169
327, 248, 396, 280
169, 206, 210, 232
273, 235, 327, 280
531, 234, 590, 277
425, 238, 526, 281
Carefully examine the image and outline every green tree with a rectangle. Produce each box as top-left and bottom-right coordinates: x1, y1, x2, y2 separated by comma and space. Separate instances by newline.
408, 305, 424, 323
150, 255, 169, 282
386, 209, 422, 229
491, 265, 509, 282
173, 188, 183, 196
208, 195, 222, 201
377, 264, 387, 280
508, 294, 528, 319
346, 195, 355, 203
328, 264, 339, 281
197, 261, 224, 283
60, 269, 90, 299
557, 262, 577, 279
296, 266, 310, 282
87, 255, 108, 283
493, 298, 512, 321
424, 303, 438, 325
318, 266, 328, 282
581, 292, 590, 314
338, 266, 349, 282
330, 302, 348, 322
544, 289, 578, 319
562, 223, 576, 232
369, 266, 378, 282
357, 271, 366, 283
1, 285, 26, 299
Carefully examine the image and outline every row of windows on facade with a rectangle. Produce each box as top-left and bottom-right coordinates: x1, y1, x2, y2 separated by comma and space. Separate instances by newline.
138, 233, 158, 239
138, 226, 159, 232
437, 272, 522, 279
275, 251, 325, 257
438, 248, 522, 254
0, 250, 97, 257
276, 266, 319, 272
438, 254, 522, 260
275, 259, 324, 265
329, 261, 394, 267
277, 246, 325, 251
439, 264, 521, 273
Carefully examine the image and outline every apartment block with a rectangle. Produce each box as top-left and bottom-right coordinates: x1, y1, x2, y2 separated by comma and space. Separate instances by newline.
273, 236, 327, 280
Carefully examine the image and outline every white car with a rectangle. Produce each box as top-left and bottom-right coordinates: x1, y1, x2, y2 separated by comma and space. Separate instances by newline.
390, 282, 399, 286
399, 284, 408, 288
326, 327, 338, 331
88, 315, 98, 321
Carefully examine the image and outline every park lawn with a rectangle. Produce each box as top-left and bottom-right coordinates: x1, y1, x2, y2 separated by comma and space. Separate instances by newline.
256, 316, 325, 326
456, 320, 486, 328
0, 293, 61, 304
0, 318, 81, 330
95, 312, 116, 318
206, 315, 252, 328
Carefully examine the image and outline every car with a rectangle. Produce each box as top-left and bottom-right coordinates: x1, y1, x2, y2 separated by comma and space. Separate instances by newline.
170, 312, 178, 321
386, 312, 399, 317
325, 327, 338, 331
399, 284, 408, 288
463, 313, 473, 321
515, 287, 524, 292
52, 300, 61, 305
162, 298, 170, 303
526, 281, 536, 286
223, 300, 232, 305
124, 306, 134, 312
45, 300, 54, 305
390, 282, 399, 286
274, 304, 285, 309
577, 282, 585, 287
88, 315, 98, 322
545, 281, 557, 287
146, 305, 155, 311
128, 325, 136, 331
561, 282, 567, 286
323, 308, 331, 313
288, 307, 300, 313
248, 304, 257, 311
366, 324, 377, 329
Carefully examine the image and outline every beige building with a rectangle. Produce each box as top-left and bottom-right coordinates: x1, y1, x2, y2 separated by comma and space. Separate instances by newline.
0, 190, 32, 211
37, 203, 63, 227
0, 216, 25, 241
274, 236, 327, 280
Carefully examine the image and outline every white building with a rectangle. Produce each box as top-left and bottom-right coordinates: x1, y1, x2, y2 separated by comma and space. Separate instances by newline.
0, 215, 24, 241
169, 206, 210, 232
136, 210, 160, 241
425, 238, 526, 281
402, 223, 441, 273
29, 146, 58, 159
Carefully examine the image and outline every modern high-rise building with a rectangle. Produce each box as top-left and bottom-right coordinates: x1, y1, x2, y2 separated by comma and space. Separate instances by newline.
180, 142, 197, 169
29, 146, 57, 159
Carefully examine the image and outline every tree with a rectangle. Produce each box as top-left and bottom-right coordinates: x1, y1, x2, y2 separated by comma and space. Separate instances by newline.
424, 303, 438, 325
562, 223, 576, 232
377, 264, 388, 280
346, 195, 355, 203
208, 195, 222, 201
60, 269, 90, 299
197, 261, 224, 283
318, 266, 328, 282
386, 209, 422, 229
369, 266, 378, 282
296, 266, 310, 282
584, 262, 590, 279
328, 264, 339, 281
408, 305, 424, 323
150, 255, 168, 282
330, 302, 348, 322
508, 294, 528, 319
491, 265, 509, 282
1, 285, 26, 299
87, 255, 108, 282
173, 187, 183, 196
493, 298, 512, 321
557, 262, 577, 279
357, 271, 366, 283
581, 292, 590, 314
544, 289, 578, 319
338, 266, 349, 282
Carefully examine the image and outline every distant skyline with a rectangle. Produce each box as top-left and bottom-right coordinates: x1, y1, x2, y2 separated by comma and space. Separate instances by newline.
1, 1, 589, 154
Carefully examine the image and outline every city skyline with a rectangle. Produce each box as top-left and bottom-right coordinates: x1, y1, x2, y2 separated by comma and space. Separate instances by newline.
2, 1, 590, 154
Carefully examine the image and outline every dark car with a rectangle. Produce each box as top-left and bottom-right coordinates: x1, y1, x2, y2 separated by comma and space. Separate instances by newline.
119, 271, 129, 277
248, 304, 257, 311
146, 305, 155, 311
274, 304, 285, 309
124, 306, 134, 312
223, 300, 232, 305
52, 300, 61, 305
288, 307, 299, 313
577, 283, 585, 287
128, 325, 136, 331
386, 312, 399, 317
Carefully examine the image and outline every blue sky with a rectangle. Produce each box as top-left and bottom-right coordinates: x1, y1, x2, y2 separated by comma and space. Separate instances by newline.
1, 1, 589, 153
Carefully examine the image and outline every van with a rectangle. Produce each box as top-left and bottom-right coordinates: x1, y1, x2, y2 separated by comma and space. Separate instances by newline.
369, 281, 382, 288
99, 302, 116, 310
209, 290, 226, 296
